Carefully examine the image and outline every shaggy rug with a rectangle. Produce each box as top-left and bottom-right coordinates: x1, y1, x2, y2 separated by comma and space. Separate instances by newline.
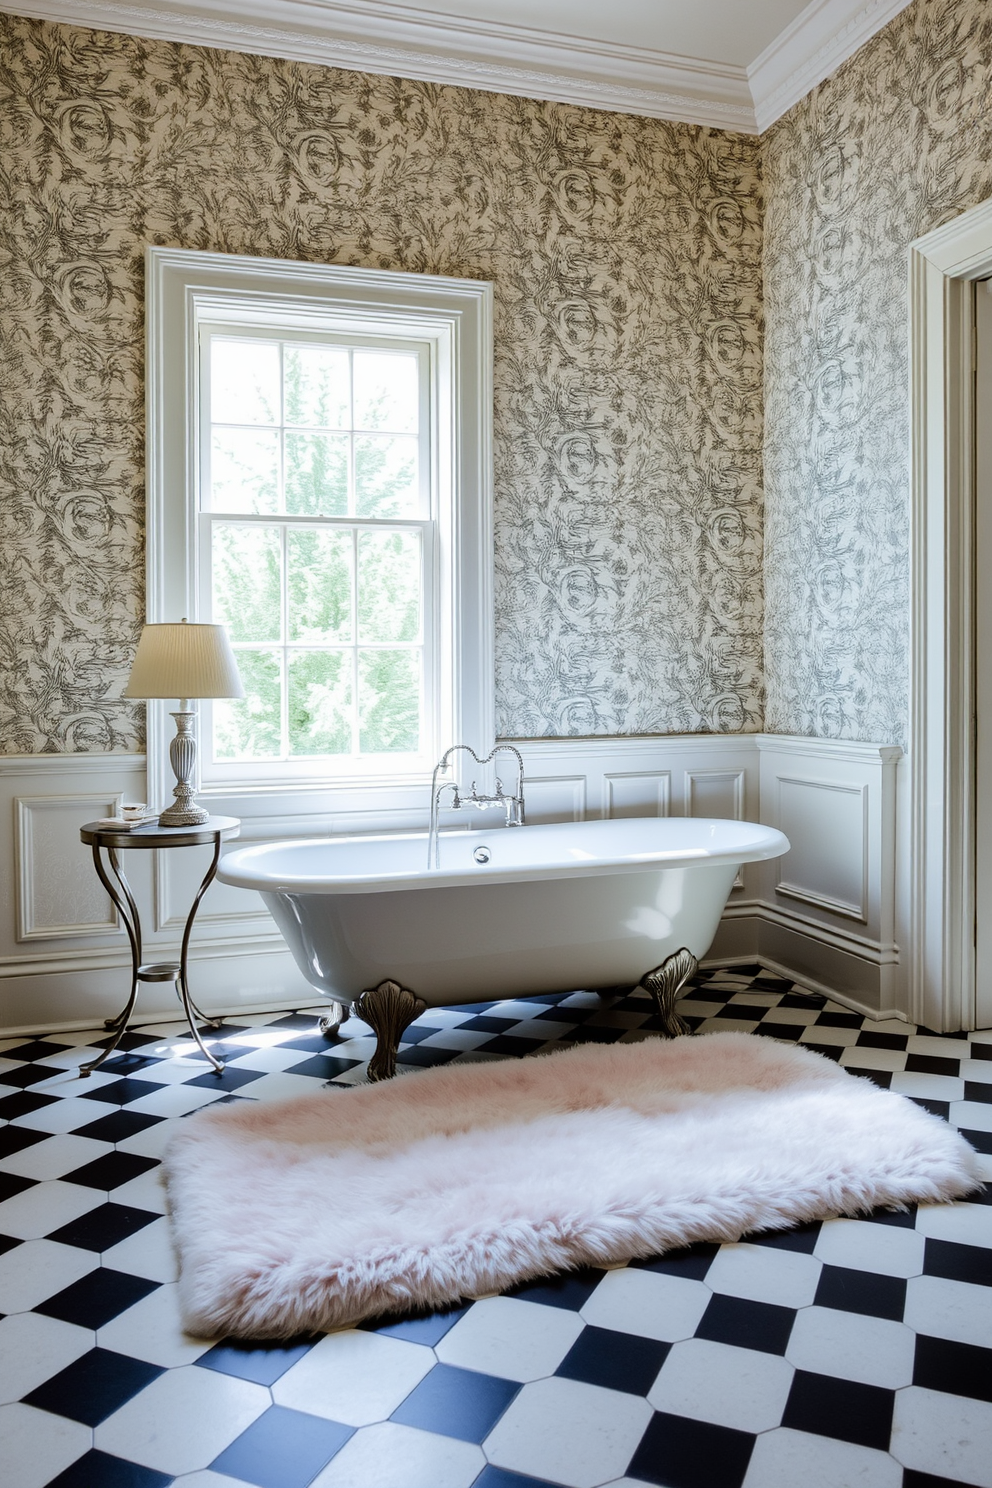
163, 1032, 983, 1339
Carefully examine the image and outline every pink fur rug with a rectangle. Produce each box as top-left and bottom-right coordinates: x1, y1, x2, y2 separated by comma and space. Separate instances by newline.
163, 1032, 983, 1339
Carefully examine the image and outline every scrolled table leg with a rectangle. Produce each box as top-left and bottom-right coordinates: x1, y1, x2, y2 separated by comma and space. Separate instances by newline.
81, 845, 141, 1077
176, 836, 224, 1073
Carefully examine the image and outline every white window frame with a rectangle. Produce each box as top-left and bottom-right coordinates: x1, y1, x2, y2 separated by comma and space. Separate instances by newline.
145, 246, 494, 833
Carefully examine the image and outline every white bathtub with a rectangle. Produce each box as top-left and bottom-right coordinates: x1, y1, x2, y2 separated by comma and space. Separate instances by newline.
219, 817, 789, 1077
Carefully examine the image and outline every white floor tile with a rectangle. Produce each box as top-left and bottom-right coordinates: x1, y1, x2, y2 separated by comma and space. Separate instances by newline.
743, 1427, 903, 1488
435, 1296, 584, 1382
0, 1131, 112, 1180
580, 1267, 710, 1342
0, 1178, 104, 1240
839, 1046, 908, 1072
221, 1071, 329, 1103
0, 1238, 98, 1313
906, 1035, 971, 1060
813, 1217, 925, 1278
116, 1118, 183, 1159
173, 1473, 259, 1488
960, 1058, 992, 1084
273, 1328, 434, 1426
11, 1097, 116, 1134
0, 1313, 94, 1404
31, 1064, 119, 1097
112, 1167, 169, 1213
798, 1026, 862, 1047
891, 1386, 992, 1487
705, 1243, 822, 1308
785, 1307, 915, 1389
914, 1201, 992, 1248
310, 1421, 485, 1488
126, 1084, 230, 1118
889, 1071, 965, 1101
951, 1100, 992, 1133
225, 1044, 316, 1071
95, 1364, 270, 1475
97, 1281, 215, 1366
484, 1376, 652, 1488
647, 1338, 793, 1432
759, 1007, 820, 1026
0, 1402, 91, 1488
695, 1017, 761, 1035
103, 1215, 179, 1282
130, 1058, 221, 1086
903, 1274, 992, 1348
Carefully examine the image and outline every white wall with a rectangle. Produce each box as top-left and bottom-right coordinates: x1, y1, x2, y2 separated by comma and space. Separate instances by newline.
0, 734, 905, 1035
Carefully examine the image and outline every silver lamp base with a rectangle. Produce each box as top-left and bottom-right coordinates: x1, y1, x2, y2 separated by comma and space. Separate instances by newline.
159, 711, 210, 826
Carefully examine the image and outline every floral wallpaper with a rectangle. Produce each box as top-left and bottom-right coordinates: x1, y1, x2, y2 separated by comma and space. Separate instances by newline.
762, 0, 992, 744
0, 14, 764, 753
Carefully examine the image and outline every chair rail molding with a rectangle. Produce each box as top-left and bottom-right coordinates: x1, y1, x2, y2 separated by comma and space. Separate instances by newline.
909, 194, 992, 1032
0, 735, 902, 1033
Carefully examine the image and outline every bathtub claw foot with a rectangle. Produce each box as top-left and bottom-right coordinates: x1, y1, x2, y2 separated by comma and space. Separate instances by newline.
319, 1002, 346, 1039
639, 948, 698, 1037
354, 981, 427, 1082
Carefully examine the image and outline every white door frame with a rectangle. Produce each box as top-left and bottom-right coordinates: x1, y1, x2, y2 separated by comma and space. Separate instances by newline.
909, 197, 992, 1032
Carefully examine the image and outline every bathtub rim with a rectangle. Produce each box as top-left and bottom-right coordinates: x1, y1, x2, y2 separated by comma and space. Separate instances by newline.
217, 816, 789, 896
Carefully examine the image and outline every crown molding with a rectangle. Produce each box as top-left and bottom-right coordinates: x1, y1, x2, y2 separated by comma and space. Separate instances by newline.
749, 0, 914, 132
0, 0, 756, 130
2, 0, 918, 134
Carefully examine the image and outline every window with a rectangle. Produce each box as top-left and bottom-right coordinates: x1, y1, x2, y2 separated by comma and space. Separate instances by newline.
146, 248, 493, 824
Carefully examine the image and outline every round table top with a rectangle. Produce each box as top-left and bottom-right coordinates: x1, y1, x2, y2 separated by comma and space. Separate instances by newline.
80, 815, 240, 849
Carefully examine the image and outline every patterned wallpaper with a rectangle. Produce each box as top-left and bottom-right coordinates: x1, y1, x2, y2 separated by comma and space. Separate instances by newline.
762, 0, 992, 744
0, 15, 764, 753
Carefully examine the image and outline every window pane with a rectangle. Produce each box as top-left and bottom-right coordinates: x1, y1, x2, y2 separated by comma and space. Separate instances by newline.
289, 650, 352, 756
284, 345, 350, 429
358, 530, 421, 643
213, 524, 282, 643
354, 351, 418, 432
211, 339, 279, 425
213, 649, 281, 759
285, 432, 348, 516
358, 649, 420, 753
288, 529, 353, 643
210, 429, 279, 514
355, 434, 418, 517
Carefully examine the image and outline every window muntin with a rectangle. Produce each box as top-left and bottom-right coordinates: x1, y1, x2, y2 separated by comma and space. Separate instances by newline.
198, 326, 435, 777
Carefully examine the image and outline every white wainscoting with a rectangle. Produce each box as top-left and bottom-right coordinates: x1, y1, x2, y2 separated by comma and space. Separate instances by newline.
0, 734, 905, 1035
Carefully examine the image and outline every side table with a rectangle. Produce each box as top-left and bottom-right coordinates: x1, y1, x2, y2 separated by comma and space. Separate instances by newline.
78, 815, 240, 1077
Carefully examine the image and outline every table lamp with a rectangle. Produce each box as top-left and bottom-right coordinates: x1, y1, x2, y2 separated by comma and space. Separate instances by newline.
123, 619, 244, 826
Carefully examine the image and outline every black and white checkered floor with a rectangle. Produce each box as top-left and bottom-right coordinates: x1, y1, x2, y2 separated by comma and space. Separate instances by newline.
1, 966, 991, 1488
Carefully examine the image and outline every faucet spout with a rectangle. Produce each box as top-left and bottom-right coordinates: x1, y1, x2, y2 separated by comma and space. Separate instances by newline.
428, 744, 526, 868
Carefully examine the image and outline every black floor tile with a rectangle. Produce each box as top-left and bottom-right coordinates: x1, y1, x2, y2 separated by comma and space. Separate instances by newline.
47, 1202, 160, 1252
814, 1011, 865, 1029
357, 1302, 469, 1345
23, 1347, 164, 1425
396, 1045, 461, 1068
801, 1043, 844, 1061
390, 1363, 519, 1442
922, 1237, 992, 1287
781, 1370, 894, 1451
0, 1089, 59, 1119
505, 1267, 605, 1311
46, 1451, 173, 1488
0, 1063, 60, 1088
555, 1325, 670, 1394
473, 1468, 563, 1488
35, 1268, 160, 1329
0, 1233, 22, 1257
0, 1124, 49, 1159
0, 1040, 75, 1062
197, 1336, 318, 1385
62, 1151, 159, 1190
813, 1265, 907, 1321
0, 1171, 35, 1204
971, 1043, 992, 1062
903, 1471, 982, 1488
630, 1241, 721, 1281
282, 1054, 365, 1079
856, 1031, 909, 1050
71, 1110, 165, 1144
964, 1080, 992, 1104
913, 1334, 992, 1402
79, 1078, 168, 1106
185, 1064, 270, 1090
751, 1022, 805, 1041
959, 1127, 992, 1155
210, 1404, 354, 1488
627, 1410, 756, 1488
906, 1054, 962, 1078
100, 1053, 167, 1076
695, 1294, 797, 1356
909, 1097, 951, 1120
744, 1221, 822, 1254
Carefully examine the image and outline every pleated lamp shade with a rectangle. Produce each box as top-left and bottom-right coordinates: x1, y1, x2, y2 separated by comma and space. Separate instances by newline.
123, 620, 245, 701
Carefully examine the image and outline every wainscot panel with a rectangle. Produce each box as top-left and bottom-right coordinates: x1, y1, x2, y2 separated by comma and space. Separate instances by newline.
0, 737, 905, 1034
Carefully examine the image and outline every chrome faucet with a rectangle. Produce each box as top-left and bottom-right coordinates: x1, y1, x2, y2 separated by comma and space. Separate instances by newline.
428, 744, 526, 868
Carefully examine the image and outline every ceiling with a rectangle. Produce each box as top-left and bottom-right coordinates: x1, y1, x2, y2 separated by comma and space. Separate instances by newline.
3, 0, 914, 131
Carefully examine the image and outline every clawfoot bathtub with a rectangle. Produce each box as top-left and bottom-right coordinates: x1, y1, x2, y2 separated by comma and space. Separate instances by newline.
218, 817, 789, 1079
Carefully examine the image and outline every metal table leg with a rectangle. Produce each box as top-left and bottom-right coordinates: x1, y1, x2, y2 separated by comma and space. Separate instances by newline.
176, 836, 224, 1072
80, 845, 141, 1076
